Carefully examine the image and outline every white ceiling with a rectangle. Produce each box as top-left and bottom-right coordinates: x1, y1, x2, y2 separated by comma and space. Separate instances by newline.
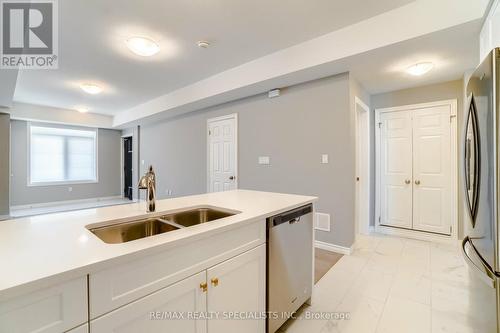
347, 19, 481, 94
13, 0, 414, 115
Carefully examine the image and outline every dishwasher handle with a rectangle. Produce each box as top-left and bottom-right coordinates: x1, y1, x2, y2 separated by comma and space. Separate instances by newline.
268, 204, 312, 227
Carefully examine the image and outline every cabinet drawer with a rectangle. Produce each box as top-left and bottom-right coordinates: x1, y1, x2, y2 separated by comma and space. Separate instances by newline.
90, 272, 206, 333
0, 277, 88, 333
90, 219, 265, 318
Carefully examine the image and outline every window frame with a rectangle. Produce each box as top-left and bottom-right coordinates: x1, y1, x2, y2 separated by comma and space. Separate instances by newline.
27, 122, 99, 187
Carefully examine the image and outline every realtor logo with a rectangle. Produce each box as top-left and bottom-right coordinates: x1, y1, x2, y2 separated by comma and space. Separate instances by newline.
1, 0, 58, 69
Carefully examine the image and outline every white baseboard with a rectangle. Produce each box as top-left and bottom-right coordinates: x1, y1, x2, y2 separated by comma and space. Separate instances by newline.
10, 195, 124, 211
315, 240, 353, 255
0, 214, 10, 221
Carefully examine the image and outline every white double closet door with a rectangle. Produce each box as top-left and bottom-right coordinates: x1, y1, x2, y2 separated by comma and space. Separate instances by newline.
379, 106, 451, 235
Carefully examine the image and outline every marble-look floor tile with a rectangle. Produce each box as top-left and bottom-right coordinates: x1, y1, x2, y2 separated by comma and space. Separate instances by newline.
365, 252, 400, 274
431, 308, 482, 333
390, 268, 431, 305
322, 290, 384, 333
348, 266, 395, 302
281, 233, 487, 333
376, 296, 431, 333
375, 237, 405, 256
431, 280, 473, 315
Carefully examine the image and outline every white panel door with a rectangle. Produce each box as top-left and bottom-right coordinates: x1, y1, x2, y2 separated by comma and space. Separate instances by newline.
379, 111, 413, 229
412, 106, 451, 235
207, 244, 266, 333
208, 115, 237, 192
91, 271, 207, 333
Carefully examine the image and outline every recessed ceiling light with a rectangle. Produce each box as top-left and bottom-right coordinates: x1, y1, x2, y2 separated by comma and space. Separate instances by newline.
406, 62, 434, 76
126, 37, 160, 57
80, 83, 103, 95
197, 40, 210, 48
75, 106, 89, 113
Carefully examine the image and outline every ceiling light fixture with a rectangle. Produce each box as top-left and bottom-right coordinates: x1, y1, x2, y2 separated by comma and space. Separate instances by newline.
197, 40, 210, 48
75, 106, 89, 113
406, 62, 434, 76
80, 83, 103, 95
126, 36, 160, 56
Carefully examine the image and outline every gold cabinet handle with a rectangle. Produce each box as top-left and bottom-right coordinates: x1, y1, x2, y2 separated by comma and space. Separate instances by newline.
200, 282, 208, 292
415, 180, 421, 185
405, 179, 411, 184
211, 277, 219, 287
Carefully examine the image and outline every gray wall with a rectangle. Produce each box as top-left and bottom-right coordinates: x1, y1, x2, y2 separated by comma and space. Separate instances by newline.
0, 113, 9, 218
139, 74, 356, 247
371, 79, 464, 233
10, 120, 122, 206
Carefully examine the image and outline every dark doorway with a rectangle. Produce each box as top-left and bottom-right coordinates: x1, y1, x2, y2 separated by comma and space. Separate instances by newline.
123, 137, 133, 200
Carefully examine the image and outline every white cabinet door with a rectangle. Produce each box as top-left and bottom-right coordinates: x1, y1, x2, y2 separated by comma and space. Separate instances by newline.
379, 111, 413, 229
412, 106, 451, 235
0, 277, 87, 333
207, 244, 266, 333
91, 272, 207, 333
208, 115, 237, 192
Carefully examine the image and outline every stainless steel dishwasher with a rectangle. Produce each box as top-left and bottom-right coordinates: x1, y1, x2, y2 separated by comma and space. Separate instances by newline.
267, 204, 314, 333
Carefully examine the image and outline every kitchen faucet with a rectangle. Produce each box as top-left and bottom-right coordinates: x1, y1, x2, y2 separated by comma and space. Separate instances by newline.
138, 165, 156, 212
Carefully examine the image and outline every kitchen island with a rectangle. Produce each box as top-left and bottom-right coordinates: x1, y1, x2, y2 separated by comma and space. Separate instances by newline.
0, 190, 317, 333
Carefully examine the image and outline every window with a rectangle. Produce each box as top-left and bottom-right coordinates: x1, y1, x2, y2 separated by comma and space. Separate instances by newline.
29, 125, 97, 185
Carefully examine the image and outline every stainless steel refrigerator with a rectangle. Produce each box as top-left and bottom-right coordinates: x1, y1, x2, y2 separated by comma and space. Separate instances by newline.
463, 48, 500, 333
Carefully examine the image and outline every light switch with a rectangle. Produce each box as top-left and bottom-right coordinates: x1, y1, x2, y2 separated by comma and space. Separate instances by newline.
258, 156, 270, 165
321, 154, 329, 164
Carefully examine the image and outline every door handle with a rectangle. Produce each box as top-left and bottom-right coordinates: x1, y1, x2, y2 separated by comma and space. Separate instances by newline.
462, 237, 496, 289
415, 180, 421, 185
405, 179, 411, 184
229, 176, 235, 180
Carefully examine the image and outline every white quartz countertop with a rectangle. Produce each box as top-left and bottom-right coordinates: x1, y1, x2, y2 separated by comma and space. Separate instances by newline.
0, 190, 317, 299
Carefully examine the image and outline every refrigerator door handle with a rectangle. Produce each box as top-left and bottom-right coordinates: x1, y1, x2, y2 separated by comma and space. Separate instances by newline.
462, 237, 497, 289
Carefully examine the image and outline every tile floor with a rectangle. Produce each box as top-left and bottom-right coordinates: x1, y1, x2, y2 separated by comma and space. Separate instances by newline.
280, 233, 484, 333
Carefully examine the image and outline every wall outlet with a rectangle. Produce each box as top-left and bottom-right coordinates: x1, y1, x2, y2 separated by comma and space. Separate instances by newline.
314, 212, 331, 232
165, 189, 173, 196
321, 154, 329, 164
258, 156, 270, 165
68, 187, 73, 192
141, 160, 145, 165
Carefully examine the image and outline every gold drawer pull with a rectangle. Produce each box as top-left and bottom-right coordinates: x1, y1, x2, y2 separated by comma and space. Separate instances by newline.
200, 282, 208, 292
211, 278, 219, 287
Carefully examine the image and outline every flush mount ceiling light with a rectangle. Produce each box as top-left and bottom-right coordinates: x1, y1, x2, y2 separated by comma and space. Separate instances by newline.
126, 36, 160, 56
197, 40, 210, 48
80, 83, 103, 95
406, 62, 434, 76
75, 106, 89, 113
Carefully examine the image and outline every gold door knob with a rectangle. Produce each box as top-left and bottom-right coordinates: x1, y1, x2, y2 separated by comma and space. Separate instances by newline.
405, 179, 411, 184
415, 180, 421, 185
200, 282, 208, 292
211, 277, 219, 287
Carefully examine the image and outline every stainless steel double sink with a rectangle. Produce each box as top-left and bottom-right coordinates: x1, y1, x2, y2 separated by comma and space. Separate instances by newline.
88, 207, 237, 244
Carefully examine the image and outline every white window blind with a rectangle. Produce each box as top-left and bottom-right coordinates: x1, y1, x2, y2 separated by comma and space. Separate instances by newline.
29, 125, 97, 185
